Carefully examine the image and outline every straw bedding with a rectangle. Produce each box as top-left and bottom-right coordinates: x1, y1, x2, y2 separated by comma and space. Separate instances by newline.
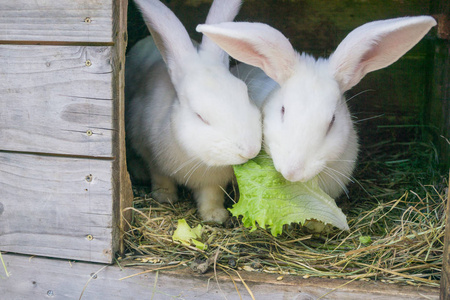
122, 126, 448, 288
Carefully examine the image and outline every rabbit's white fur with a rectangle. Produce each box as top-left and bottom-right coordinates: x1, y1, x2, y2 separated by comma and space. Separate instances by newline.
126, 0, 261, 223
197, 16, 436, 198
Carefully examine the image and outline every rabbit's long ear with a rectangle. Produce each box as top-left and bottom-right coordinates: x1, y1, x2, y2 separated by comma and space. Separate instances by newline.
197, 22, 298, 85
329, 16, 436, 92
199, 0, 242, 66
134, 0, 197, 84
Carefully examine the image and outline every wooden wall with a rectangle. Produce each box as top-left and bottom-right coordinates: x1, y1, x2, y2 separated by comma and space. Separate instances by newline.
0, 0, 132, 263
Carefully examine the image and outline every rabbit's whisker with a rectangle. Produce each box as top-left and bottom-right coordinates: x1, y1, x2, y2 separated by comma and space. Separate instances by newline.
171, 156, 197, 176
326, 159, 356, 163
184, 161, 203, 185
320, 169, 349, 198
354, 114, 384, 124
323, 165, 355, 184
202, 165, 211, 178
345, 89, 376, 103
242, 67, 259, 83
324, 165, 375, 200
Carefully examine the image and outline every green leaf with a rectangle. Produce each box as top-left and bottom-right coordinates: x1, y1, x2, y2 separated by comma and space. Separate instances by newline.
359, 236, 372, 244
191, 239, 207, 250
172, 219, 207, 250
230, 152, 349, 236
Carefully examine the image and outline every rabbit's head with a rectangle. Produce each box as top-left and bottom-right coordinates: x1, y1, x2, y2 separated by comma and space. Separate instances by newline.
198, 16, 436, 193
259, 54, 355, 183
134, 0, 261, 166
171, 57, 262, 166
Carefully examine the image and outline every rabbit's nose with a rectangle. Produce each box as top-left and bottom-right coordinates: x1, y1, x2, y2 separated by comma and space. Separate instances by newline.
282, 165, 307, 183
283, 169, 298, 182
238, 144, 261, 160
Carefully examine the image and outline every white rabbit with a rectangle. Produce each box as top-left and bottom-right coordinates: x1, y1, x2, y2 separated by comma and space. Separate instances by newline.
125, 0, 262, 223
197, 16, 436, 199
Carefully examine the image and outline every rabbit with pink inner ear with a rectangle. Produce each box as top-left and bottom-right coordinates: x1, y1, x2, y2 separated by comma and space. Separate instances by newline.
125, 0, 262, 223
197, 16, 436, 199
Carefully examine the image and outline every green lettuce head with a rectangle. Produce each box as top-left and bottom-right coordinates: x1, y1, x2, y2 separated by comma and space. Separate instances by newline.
230, 152, 349, 236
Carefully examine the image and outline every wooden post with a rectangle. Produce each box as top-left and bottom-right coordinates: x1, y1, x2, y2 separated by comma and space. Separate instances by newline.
442, 170, 450, 299
435, 2, 450, 299
111, 0, 134, 256
430, 1, 450, 170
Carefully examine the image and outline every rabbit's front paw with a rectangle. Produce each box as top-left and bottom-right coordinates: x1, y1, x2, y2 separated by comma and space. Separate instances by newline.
195, 186, 228, 223
151, 188, 178, 204
199, 206, 229, 223
150, 173, 178, 204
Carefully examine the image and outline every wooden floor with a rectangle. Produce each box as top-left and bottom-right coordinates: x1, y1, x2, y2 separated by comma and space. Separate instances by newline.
0, 253, 439, 299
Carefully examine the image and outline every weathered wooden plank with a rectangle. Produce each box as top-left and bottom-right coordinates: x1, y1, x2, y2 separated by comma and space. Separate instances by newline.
438, 1, 450, 290
110, 0, 133, 256
0, 0, 113, 43
0, 44, 114, 157
0, 253, 439, 299
441, 171, 450, 299
0, 153, 116, 263
428, 3, 450, 171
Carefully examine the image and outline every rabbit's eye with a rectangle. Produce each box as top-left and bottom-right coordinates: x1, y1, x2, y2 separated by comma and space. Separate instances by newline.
327, 114, 336, 134
281, 106, 285, 121
196, 113, 210, 125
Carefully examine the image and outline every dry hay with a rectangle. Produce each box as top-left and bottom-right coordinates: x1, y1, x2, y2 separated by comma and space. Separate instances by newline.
122, 127, 448, 288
